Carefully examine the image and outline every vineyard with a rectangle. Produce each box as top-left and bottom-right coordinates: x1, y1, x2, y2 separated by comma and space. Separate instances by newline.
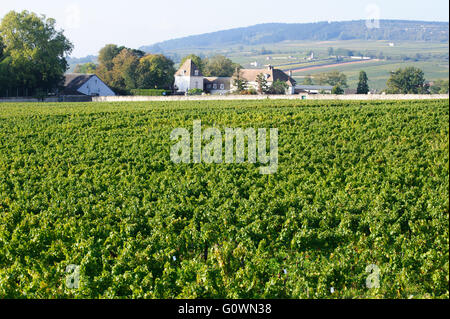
0, 99, 448, 299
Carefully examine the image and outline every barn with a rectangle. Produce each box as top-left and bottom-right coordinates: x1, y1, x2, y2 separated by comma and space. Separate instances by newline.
62, 74, 116, 96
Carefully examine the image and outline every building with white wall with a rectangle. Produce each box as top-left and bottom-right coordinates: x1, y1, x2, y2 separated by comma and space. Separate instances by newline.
174, 59, 204, 93
174, 60, 296, 95
63, 74, 116, 96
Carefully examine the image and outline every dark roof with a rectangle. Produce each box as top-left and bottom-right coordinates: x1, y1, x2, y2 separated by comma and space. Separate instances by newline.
62, 74, 95, 95
175, 59, 203, 77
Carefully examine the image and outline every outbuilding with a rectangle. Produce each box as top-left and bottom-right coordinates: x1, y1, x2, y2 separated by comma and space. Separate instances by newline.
62, 74, 116, 96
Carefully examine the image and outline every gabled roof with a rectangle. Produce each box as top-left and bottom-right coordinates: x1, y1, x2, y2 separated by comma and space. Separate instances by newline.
175, 59, 203, 77
62, 73, 96, 95
237, 66, 296, 87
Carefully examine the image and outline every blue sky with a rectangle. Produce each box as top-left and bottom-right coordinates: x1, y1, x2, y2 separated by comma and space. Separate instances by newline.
1, 0, 448, 57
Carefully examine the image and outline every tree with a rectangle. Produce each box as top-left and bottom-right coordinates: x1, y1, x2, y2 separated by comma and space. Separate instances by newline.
98, 44, 121, 71
74, 62, 97, 74
316, 71, 348, 87
256, 73, 269, 94
357, 71, 369, 94
327, 47, 334, 56
96, 45, 165, 94
180, 54, 204, 74
137, 54, 175, 89
0, 36, 4, 59
430, 79, 449, 94
269, 80, 289, 95
110, 49, 140, 91
386, 67, 429, 94
0, 10, 73, 95
232, 67, 248, 93
331, 85, 344, 95
203, 55, 240, 77
303, 75, 313, 85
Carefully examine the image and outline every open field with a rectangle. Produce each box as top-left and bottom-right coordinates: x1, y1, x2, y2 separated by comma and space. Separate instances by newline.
0, 100, 448, 298
293, 60, 450, 92
173, 40, 448, 91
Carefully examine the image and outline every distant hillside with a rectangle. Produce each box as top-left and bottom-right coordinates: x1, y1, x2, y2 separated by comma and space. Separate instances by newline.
141, 20, 449, 53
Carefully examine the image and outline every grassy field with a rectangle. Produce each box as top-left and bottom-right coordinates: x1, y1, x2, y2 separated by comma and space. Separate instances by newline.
292, 60, 450, 92
174, 40, 449, 91
0, 100, 448, 299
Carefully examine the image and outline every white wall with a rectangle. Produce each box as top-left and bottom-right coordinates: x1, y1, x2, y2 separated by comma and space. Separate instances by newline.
175, 76, 204, 93
175, 76, 190, 93
209, 90, 228, 95
189, 76, 204, 91
78, 76, 116, 96
92, 94, 449, 102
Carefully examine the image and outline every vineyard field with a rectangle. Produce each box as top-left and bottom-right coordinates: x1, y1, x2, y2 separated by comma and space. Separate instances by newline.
0, 99, 448, 299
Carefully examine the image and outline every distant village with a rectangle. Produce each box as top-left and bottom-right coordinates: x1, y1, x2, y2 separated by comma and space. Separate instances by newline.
62, 60, 336, 99
1, 10, 447, 102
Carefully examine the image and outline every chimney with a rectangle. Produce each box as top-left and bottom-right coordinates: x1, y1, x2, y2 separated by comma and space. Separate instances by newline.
288, 70, 292, 77
267, 64, 273, 71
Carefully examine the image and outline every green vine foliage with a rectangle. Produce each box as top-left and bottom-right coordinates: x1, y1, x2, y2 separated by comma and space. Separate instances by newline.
0, 99, 448, 299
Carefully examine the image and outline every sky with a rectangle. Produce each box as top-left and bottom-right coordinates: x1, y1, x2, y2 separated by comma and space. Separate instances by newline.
1, 0, 448, 57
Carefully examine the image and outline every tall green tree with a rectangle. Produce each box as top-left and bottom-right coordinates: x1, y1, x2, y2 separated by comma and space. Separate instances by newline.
137, 54, 175, 89
303, 75, 314, 85
332, 85, 345, 95
0, 37, 4, 60
203, 55, 240, 77
232, 67, 248, 93
180, 54, 204, 74
0, 10, 73, 95
110, 48, 140, 91
256, 73, 269, 94
98, 44, 121, 71
357, 71, 369, 94
386, 67, 429, 94
269, 80, 289, 94
430, 79, 449, 94
317, 71, 348, 87
74, 62, 97, 74
96, 44, 176, 93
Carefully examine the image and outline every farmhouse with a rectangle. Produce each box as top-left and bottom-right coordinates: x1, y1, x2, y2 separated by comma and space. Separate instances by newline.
62, 74, 116, 96
174, 59, 296, 95
174, 59, 204, 93
232, 66, 296, 94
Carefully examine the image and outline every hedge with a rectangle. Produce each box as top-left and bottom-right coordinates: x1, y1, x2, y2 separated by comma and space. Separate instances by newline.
130, 89, 171, 96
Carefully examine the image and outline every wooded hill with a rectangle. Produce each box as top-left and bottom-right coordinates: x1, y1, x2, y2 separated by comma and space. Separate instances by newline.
141, 20, 449, 53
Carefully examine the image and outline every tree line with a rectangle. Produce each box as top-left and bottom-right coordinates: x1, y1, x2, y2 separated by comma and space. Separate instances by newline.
301, 69, 449, 95
0, 10, 448, 98
87, 51, 241, 95
0, 11, 73, 97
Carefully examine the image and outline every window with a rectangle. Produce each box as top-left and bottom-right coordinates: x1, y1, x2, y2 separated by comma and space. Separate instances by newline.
207, 84, 212, 89
213, 84, 217, 89
220, 84, 225, 90
195, 70, 199, 76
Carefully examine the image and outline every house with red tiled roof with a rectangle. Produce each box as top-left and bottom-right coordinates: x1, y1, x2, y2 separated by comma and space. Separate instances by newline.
174, 60, 296, 95
232, 65, 296, 94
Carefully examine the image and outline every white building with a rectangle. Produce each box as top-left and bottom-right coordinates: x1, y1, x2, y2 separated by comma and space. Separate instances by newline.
231, 65, 296, 94
174, 59, 204, 93
174, 61, 296, 95
63, 74, 115, 96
